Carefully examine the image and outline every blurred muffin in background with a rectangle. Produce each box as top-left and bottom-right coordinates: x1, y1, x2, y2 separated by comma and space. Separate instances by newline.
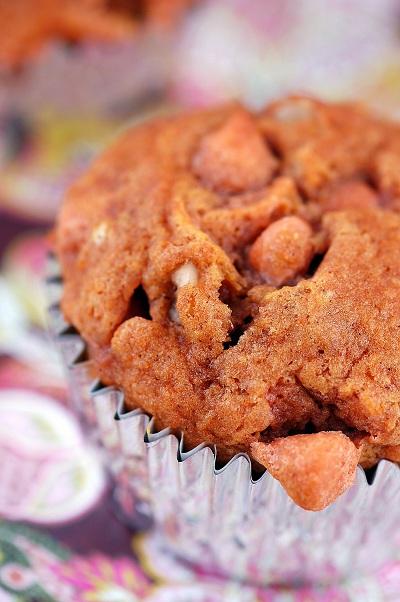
0, 0, 193, 70
0, 0, 194, 223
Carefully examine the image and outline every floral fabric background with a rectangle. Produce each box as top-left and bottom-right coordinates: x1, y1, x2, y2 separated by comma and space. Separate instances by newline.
2, 0, 400, 600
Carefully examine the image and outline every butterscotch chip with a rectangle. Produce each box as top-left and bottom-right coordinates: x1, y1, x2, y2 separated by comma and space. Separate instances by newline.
251, 433, 361, 511
248, 215, 314, 286
320, 179, 379, 212
193, 109, 278, 194
54, 97, 400, 509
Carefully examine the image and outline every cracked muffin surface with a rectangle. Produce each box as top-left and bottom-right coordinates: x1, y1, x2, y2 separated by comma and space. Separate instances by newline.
54, 96, 400, 510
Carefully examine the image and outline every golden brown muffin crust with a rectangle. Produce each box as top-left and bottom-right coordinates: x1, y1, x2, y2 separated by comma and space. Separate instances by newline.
54, 97, 400, 510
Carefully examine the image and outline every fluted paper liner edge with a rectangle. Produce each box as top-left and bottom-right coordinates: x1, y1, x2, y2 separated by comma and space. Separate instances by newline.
47, 269, 400, 586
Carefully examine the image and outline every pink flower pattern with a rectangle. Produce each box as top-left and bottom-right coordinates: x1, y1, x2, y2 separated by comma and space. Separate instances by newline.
56, 554, 152, 601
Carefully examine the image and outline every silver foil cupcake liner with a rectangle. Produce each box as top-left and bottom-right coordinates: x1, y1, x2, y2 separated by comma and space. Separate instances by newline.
46, 267, 400, 587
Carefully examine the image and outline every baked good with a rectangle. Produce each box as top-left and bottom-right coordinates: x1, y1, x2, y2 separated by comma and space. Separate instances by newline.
0, 0, 193, 69
54, 96, 400, 511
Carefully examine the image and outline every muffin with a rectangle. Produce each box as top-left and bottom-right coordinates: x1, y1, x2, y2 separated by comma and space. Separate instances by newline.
53, 95, 400, 515
0, 0, 194, 70
0, 0, 194, 222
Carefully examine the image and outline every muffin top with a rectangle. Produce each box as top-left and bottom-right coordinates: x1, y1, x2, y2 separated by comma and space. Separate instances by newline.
54, 96, 400, 510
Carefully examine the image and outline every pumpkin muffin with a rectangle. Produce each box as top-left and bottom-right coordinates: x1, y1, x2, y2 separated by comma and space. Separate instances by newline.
0, 0, 194, 69
54, 96, 400, 510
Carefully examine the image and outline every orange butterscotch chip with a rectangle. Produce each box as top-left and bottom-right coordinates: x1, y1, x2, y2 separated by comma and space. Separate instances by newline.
321, 179, 379, 212
251, 433, 361, 511
192, 109, 278, 194
248, 215, 314, 286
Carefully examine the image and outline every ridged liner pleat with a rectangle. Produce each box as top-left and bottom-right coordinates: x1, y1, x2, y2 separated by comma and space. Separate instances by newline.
47, 266, 400, 587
